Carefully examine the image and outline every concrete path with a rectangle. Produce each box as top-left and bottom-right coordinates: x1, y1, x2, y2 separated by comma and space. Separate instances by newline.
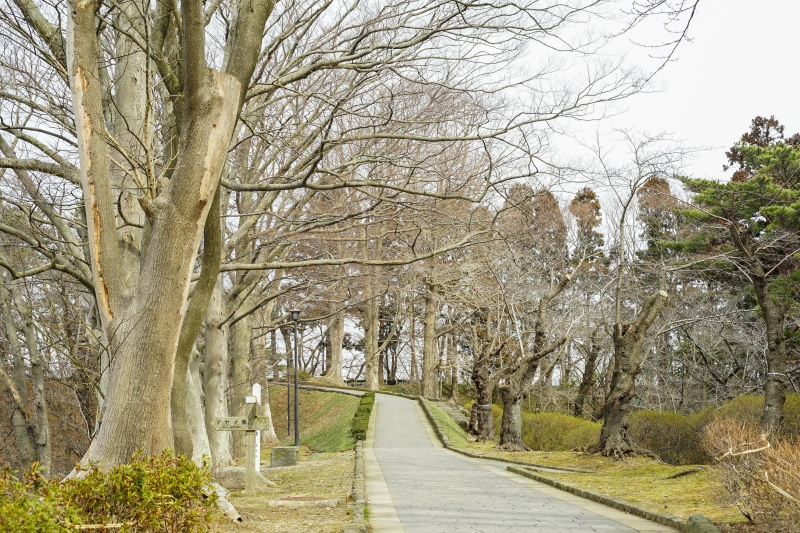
365, 394, 676, 533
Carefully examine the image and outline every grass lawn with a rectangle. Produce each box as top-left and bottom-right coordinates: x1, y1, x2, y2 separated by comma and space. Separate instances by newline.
430, 400, 746, 528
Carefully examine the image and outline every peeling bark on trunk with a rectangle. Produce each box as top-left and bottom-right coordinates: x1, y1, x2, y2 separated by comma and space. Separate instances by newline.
69, 0, 240, 468
421, 282, 440, 398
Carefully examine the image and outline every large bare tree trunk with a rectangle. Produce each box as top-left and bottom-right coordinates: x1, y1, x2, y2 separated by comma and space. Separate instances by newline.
598, 278, 667, 457
448, 335, 459, 402
186, 347, 211, 463
111, 0, 146, 291
66, 0, 274, 470
0, 285, 36, 471
421, 281, 440, 398
204, 279, 233, 467
498, 275, 570, 451
364, 297, 380, 390
229, 301, 253, 459
322, 313, 346, 386
574, 334, 600, 417
172, 189, 221, 458
260, 385, 278, 444
468, 352, 494, 441
751, 267, 787, 431
5, 283, 53, 476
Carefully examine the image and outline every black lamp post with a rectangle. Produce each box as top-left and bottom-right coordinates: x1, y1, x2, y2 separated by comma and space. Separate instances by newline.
286, 334, 291, 437
290, 309, 301, 447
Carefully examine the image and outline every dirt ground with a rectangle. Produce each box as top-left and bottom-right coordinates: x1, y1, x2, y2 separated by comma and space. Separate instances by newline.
212, 448, 355, 533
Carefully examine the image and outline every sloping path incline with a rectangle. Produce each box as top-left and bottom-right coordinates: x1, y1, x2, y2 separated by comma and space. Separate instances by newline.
365, 394, 676, 533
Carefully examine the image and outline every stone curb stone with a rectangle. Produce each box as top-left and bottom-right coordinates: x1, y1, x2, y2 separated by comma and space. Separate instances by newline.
344, 435, 368, 532
508, 466, 688, 530
685, 514, 722, 533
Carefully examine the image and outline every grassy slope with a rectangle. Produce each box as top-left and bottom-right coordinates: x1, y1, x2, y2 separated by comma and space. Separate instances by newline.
426, 401, 468, 448
267, 386, 360, 453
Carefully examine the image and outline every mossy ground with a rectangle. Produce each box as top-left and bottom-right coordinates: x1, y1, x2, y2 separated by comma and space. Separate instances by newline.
434, 400, 746, 528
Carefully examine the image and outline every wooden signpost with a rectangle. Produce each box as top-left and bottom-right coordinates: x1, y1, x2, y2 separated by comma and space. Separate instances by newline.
213, 383, 272, 496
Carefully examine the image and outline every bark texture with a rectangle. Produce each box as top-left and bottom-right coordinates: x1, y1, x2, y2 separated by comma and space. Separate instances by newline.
421, 282, 440, 398
498, 275, 570, 451
172, 188, 221, 458
204, 279, 233, 467
64, 0, 273, 470
574, 332, 600, 417
597, 276, 667, 457
322, 313, 346, 386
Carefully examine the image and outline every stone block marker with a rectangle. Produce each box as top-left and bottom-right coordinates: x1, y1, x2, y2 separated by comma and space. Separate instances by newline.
270, 445, 299, 467
685, 514, 723, 533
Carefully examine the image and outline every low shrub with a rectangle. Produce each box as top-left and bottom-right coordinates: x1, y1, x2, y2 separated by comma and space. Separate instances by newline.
482, 404, 605, 451
351, 392, 375, 440
521, 411, 600, 451
0, 464, 77, 532
703, 417, 800, 532
628, 408, 715, 465
625, 394, 800, 466
0, 452, 216, 533
716, 393, 800, 437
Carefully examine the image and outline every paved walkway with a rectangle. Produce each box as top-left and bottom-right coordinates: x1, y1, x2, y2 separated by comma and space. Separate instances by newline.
365, 394, 676, 533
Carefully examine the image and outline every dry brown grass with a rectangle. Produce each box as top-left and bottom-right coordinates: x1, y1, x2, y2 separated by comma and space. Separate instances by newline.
703, 418, 800, 533
212, 449, 355, 533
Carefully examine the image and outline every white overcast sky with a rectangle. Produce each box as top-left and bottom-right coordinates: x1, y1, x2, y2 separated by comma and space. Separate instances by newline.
601, 0, 800, 180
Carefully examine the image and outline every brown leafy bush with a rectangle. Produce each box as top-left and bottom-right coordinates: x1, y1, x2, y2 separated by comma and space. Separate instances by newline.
703, 418, 800, 532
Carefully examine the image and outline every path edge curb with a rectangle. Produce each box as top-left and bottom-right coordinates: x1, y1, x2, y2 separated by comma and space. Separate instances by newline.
508, 465, 688, 530
342, 440, 368, 533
